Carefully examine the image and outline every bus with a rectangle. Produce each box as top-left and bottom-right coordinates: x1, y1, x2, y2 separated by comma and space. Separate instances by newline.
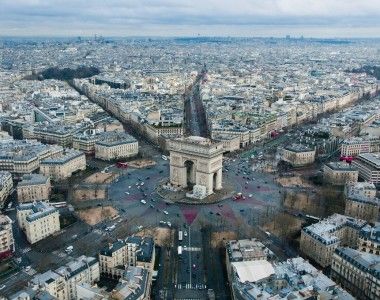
178, 230, 183, 242
51, 201, 67, 208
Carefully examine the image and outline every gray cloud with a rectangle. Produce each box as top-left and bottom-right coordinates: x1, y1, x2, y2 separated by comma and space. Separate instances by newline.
1, 0, 380, 37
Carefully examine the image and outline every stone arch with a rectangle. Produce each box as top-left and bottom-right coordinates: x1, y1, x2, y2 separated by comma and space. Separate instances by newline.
184, 160, 196, 187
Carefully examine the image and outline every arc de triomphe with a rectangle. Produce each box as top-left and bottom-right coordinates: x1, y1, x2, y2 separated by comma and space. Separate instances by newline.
169, 136, 223, 198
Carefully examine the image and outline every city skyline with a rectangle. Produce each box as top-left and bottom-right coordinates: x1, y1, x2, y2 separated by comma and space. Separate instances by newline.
1, 0, 380, 38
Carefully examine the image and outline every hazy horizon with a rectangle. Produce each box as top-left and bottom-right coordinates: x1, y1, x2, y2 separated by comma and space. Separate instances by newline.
1, 0, 380, 38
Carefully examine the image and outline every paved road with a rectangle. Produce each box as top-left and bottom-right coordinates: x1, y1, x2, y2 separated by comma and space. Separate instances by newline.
184, 72, 210, 138
0, 142, 287, 298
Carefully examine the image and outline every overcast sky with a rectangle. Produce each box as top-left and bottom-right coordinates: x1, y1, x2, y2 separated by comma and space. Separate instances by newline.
1, 0, 380, 38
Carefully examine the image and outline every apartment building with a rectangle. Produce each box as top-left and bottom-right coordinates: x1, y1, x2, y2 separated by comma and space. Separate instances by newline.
111, 266, 150, 300
345, 182, 377, 199
10, 255, 100, 300
0, 139, 63, 174
331, 247, 380, 300
358, 224, 380, 255
0, 171, 13, 208
55, 255, 100, 300
300, 214, 367, 268
345, 194, 379, 223
17, 174, 51, 203
281, 144, 316, 167
72, 133, 98, 154
32, 124, 77, 147
323, 162, 358, 185
352, 152, 380, 183
0, 214, 14, 258
40, 149, 86, 181
99, 239, 137, 277
340, 137, 380, 156
99, 236, 155, 278
95, 132, 138, 161
17, 201, 60, 244
229, 256, 354, 300
30, 270, 67, 299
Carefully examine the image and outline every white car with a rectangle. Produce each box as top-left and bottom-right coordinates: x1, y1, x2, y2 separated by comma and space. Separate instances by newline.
163, 210, 169, 215
167, 222, 172, 227
184, 231, 188, 237
140, 200, 147, 204
125, 192, 130, 195
25, 266, 31, 272
128, 186, 131, 189
137, 225, 144, 231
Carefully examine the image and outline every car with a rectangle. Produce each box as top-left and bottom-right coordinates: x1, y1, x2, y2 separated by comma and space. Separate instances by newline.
140, 200, 147, 204
218, 204, 223, 207
209, 211, 214, 214
216, 212, 221, 216
25, 266, 31, 272
167, 222, 172, 227
128, 186, 131, 189
146, 177, 150, 180
150, 204, 154, 208
137, 225, 144, 230
248, 194, 253, 198
163, 210, 169, 215
159, 221, 166, 225
184, 231, 188, 237
125, 192, 130, 195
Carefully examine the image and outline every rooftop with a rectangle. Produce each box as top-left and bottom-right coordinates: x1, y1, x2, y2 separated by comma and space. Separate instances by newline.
18, 201, 58, 223
302, 213, 367, 245
325, 161, 358, 172
284, 143, 314, 153
335, 247, 380, 280
18, 174, 49, 187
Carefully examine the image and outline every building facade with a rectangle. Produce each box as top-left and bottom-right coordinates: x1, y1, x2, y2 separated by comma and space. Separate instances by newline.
17, 174, 51, 203
323, 162, 359, 185
40, 149, 86, 181
281, 144, 316, 167
345, 195, 379, 223
94, 132, 138, 161
352, 152, 380, 183
0, 171, 13, 208
300, 214, 367, 268
17, 201, 60, 244
331, 247, 380, 300
0, 214, 14, 258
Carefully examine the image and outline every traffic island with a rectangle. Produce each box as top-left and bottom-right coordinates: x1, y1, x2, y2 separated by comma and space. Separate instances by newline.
156, 178, 236, 205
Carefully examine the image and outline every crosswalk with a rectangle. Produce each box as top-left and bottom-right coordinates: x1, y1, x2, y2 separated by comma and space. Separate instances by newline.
176, 283, 207, 290
21, 247, 31, 254
183, 247, 201, 252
